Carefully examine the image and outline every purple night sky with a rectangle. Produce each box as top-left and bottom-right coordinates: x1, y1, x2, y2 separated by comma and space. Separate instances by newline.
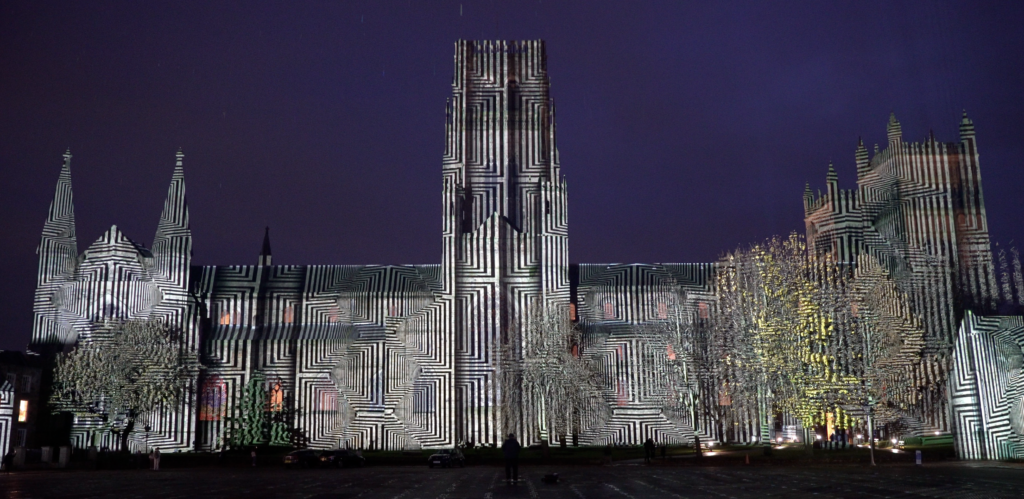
1, 1, 1022, 351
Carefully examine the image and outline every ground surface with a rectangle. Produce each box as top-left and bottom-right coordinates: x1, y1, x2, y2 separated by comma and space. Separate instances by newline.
3, 461, 1024, 498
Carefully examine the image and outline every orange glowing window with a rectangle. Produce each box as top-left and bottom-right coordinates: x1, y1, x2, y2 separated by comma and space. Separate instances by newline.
219, 311, 232, 325
569, 303, 577, 321
657, 302, 668, 319
18, 400, 28, 422
698, 301, 709, 319
389, 304, 398, 317
603, 302, 615, 319
267, 382, 283, 412
283, 305, 294, 324
666, 344, 676, 361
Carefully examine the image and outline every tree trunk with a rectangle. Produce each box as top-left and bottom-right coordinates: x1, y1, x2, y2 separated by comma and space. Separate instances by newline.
120, 419, 135, 453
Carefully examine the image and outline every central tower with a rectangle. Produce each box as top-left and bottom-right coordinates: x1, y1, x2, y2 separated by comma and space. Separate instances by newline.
443, 40, 569, 445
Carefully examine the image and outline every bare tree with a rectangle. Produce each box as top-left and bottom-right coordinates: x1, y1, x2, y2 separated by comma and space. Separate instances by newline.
500, 304, 608, 445
51, 319, 202, 451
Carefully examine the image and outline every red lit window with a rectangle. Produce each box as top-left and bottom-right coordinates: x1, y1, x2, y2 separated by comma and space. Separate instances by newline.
603, 302, 615, 319
199, 376, 226, 421
698, 302, 709, 319
657, 302, 668, 319
569, 303, 577, 321
283, 305, 295, 324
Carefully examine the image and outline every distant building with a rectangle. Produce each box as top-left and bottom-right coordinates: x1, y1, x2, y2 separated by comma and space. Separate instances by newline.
804, 113, 998, 433
0, 351, 45, 454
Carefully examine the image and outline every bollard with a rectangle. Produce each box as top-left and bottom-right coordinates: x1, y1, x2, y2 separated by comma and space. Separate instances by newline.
58, 446, 71, 468
915, 450, 922, 465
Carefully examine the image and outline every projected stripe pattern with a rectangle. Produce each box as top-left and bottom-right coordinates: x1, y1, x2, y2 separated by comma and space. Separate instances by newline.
951, 312, 1024, 460
446, 40, 569, 446
804, 113, 999, 436
29, 41, 1012, 455
574, 263, 716, 445
0, 381, 12, 456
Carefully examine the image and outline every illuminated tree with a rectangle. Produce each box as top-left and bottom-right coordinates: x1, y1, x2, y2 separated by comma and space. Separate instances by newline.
50, 319, 201, 451
711, 234, 931, 449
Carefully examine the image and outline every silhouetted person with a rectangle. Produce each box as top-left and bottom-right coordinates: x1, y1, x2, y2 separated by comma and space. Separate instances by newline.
643, 438, 655, 464
3, 450, 14, 472
502, 433, 521, 484
251, 447, 257, 467
150, 447, 161, 471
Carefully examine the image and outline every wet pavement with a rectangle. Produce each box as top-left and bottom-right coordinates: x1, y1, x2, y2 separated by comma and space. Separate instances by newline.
3, 461, 1024, 498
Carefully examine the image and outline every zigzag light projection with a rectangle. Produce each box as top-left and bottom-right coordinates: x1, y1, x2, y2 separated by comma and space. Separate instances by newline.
0, 381, 13, 455
951, 312, 1024, 460
804, 113, 1000, 435
29, 40, 1017, 457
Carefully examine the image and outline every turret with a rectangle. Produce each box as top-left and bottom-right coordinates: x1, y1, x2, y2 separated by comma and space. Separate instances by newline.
803, 182, 813, 214
855, 137, 869, 179
886, 112, 902, 145
959, 110, 976, 144
826, 161, 838, 198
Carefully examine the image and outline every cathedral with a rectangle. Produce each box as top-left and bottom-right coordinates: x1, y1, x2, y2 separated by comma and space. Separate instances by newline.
26, 40, 1020, 457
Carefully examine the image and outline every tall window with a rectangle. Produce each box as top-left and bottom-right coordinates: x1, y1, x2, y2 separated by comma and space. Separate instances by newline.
199, 375, 226, 421
603, 302, 615, 320
18, 400, 28, 422
267, 380, 284, 412
657, 302, 668, 319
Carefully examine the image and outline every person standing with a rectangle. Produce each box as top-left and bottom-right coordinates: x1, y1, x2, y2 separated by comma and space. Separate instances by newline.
643, 438, 655, 465
150, 447, 161, 471
502, 433, 521, 484
251, 447, 257, 467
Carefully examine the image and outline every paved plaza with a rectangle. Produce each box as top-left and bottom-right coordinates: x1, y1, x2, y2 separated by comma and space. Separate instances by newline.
3, 462, 1024, 498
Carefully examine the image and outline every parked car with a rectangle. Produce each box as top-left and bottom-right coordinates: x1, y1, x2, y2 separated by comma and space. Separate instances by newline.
427, 448, 465, 468
283, 449, 321, 468
320, 449, 365, 468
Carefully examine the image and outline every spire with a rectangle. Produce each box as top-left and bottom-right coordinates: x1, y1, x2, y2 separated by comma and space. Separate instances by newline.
32, 150, 79, 347
152, 149, 192, 289
886, 112, 902, 144
259, 226, 272, 267
38, 150, 78, 281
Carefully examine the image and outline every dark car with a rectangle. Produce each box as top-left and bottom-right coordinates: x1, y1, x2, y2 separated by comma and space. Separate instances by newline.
283, 449, 321, 468
319, 449, 365, 468
427, 448, 465, 468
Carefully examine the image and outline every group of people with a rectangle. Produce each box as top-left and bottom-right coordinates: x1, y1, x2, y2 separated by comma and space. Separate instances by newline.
822, 431, 849, 450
